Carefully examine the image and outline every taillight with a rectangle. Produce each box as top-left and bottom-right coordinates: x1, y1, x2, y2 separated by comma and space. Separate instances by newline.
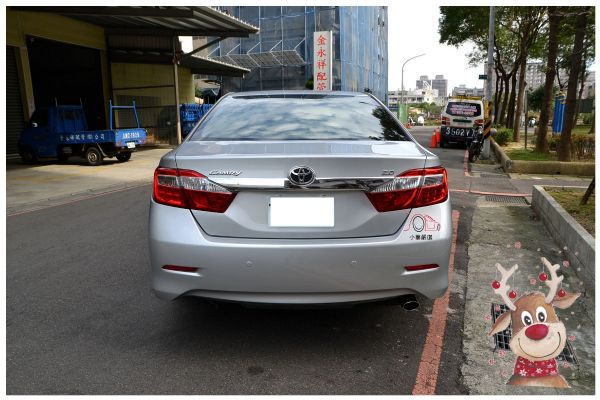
474, 119, 484, 126
366, 167, 448, 212
441, 116, 450, 126
153, 167, 236, 212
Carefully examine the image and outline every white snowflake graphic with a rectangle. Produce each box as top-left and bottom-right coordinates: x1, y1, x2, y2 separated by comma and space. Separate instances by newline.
518, 369, 528, 377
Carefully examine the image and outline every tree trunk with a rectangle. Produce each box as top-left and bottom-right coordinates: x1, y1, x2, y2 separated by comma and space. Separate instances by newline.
573, 64, 586, 127
536, 7, 561, 154
558, 6, 589, 161
499, 75, 511, 126
580, 177, 594, 205
495, 71, 505, 125
513, 56, 527, 142
506, 73, 518, 129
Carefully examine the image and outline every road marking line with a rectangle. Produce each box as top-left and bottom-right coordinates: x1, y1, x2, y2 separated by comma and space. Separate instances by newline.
463, 150, 471, 177
412, 210, 459, 395
7, 182, 150, 217
450, 189, 530, 197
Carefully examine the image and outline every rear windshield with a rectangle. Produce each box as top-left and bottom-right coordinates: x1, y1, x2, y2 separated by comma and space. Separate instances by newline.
445, 102, 482, 117
189, 94, 410, 141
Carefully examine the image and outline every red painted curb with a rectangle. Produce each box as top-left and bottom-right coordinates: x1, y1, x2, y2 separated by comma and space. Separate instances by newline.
412, 210, 460, 395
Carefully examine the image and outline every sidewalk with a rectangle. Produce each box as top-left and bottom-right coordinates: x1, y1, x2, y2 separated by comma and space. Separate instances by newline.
6, 148, 171, 215
460, 199, 595, 394
468, 161, 591, 197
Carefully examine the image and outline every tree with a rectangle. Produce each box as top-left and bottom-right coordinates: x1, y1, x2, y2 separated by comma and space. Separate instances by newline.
527, 84, 547, 112
558, 6, 591, 161
536, 7, 563, 153
501, 7, 546, 141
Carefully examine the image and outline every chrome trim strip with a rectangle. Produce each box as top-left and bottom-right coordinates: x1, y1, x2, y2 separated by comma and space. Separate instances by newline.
210, 177, 393, 191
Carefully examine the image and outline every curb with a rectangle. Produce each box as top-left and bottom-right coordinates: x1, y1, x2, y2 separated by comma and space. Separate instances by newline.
7, 180, 151, 216
490, 140, 594, 175
531, 185, 595, 318
489, 138, 512, 171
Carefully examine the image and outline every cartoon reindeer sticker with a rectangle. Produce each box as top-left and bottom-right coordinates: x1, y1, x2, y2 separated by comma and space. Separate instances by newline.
488, 257, 580, 388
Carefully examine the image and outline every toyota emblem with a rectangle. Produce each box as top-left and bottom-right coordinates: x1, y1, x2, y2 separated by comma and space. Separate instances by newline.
288, 166, 316, 186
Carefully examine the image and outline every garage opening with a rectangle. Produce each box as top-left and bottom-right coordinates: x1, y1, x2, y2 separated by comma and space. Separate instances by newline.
26, 36, 106, 131
6, 46, 25, 155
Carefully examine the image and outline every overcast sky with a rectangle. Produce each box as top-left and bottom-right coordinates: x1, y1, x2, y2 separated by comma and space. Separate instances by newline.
387, 3, 485, 93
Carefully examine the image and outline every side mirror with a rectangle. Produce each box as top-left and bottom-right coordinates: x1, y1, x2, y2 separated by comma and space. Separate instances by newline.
31, 122, 38, 128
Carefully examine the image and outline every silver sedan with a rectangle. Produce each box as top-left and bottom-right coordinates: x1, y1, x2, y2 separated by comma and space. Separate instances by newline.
149, 91, 451, 305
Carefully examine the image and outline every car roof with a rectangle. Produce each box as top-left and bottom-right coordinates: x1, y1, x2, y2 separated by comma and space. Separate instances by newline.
228, 90, 371, 98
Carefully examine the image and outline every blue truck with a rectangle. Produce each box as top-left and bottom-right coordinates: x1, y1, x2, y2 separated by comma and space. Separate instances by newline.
18, 100, 147, 166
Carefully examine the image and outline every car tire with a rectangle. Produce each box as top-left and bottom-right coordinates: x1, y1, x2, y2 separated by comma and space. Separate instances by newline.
19, 146, 37, 164
116, 152, 132, 162
85, 146, 103, 166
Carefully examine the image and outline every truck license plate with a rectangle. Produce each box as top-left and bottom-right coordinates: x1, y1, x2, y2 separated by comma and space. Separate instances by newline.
127, 142, 136, 149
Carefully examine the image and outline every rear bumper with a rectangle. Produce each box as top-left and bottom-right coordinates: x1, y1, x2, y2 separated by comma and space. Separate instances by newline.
149, 198, 452, 304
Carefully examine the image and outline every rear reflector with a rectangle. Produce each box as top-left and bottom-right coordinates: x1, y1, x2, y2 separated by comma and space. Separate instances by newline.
153, 167, 236, 212
405, 264, 439, 272
162, 265, 198, 273
366, 167, 448, 212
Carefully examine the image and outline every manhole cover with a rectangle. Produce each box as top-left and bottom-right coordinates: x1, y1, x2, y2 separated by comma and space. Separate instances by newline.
491, 303, 578, 364
485, 195, 529, 205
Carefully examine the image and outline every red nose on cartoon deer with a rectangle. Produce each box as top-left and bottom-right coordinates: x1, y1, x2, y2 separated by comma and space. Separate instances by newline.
525, 323, 549, 340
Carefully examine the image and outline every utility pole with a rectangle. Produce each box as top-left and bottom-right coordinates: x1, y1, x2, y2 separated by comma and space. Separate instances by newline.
482, 6, 495, 159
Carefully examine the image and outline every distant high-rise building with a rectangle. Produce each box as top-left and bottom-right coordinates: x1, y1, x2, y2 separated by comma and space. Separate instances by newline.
417, 74, 448, 97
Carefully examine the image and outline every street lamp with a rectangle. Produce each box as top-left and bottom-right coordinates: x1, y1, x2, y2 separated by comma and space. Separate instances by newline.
399, 53, 426, 123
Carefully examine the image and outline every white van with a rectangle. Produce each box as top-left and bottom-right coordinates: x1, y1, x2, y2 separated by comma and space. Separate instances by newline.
440, 97, 484, 147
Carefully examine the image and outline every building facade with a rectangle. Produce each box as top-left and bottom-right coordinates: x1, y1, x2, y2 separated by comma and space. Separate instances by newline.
452, 84, 484, 97
416, 74, 448, 97
388, 87, 440, 107
6, 7, 255, 153
198, 6, 388, 102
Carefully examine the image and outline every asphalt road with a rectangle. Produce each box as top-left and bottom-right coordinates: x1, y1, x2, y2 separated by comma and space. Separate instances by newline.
7, 126, 474, 394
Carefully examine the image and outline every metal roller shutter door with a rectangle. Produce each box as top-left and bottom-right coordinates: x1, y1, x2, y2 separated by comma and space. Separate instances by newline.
6, 46, 25, 156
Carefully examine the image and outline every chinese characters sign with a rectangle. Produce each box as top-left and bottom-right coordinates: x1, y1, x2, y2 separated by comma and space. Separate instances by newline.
447, 102, 480, 117
313, 31, 332, 91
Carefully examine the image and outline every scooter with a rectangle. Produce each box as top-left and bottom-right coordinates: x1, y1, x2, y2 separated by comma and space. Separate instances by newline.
468, 126, 484, 163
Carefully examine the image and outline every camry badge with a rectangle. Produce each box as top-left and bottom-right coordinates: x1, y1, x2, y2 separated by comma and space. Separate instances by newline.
209, 170, 242, 176
288, 166, 316, 186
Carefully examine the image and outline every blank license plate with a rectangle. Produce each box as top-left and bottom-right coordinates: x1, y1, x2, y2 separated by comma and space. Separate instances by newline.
269, 197, 334, 227
127, 142, 136, 149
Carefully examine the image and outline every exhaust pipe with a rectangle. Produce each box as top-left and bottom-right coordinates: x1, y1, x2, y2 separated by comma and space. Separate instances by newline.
397, 294, 419, 311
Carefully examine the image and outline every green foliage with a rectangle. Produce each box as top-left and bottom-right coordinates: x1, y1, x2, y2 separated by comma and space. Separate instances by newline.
572, 133, 595, 159
548, 134, 560, 151
494, 128, 512, 145
438, 6, 490, 48
548, 133, 594, 159
505, 148, 554, 161
581, 113, 594, 125
305, 76, 314, 90
528, 85, 557, 112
